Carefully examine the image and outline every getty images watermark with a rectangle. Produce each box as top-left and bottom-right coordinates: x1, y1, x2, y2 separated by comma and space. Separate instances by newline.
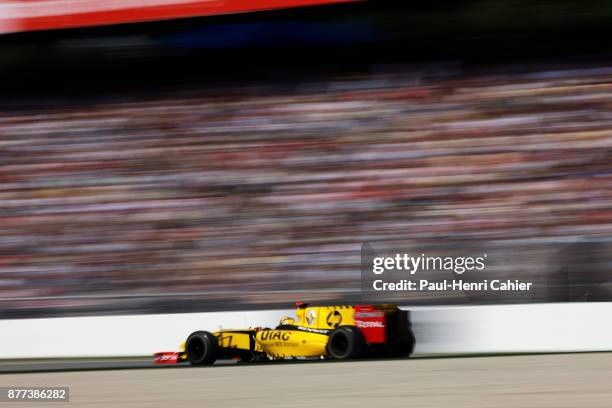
361, 243, 534, 293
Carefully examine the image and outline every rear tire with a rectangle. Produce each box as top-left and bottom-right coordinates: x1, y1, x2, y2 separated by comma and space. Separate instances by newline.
388, 332, 415, 358
387, 309, 415, 358
185, 331, 218, 365
326, 325, 366, 359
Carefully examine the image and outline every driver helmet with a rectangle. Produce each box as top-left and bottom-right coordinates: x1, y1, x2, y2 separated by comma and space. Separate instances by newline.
279, 316, 296, 326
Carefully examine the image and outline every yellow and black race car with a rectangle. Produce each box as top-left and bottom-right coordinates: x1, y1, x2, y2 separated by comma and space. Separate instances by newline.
154, 303, 415, 365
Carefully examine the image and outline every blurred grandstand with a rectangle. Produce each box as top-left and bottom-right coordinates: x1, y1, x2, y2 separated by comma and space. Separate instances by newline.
1, 0, 612, 317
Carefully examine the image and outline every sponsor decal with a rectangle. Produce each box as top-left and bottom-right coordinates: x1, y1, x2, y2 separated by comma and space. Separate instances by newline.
355, 312, 384, 318
296, 326, 330, 334
306, 309, 316, 325
356, 320, 384, 328
326, 310, 342, 327
260, 331, 291, 341
154, 352, 179, 364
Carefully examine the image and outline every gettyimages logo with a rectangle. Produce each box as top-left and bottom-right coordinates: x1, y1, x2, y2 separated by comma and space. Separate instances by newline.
359, 242, 533, 295
372, 252, 487, 275
362, 243, 488, 276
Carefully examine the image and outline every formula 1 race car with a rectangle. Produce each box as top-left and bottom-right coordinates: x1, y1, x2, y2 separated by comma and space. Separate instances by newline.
154, 303, 415, 365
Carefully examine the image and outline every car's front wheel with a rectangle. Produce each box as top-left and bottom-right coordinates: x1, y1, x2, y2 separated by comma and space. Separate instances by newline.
185, 331, 218, 365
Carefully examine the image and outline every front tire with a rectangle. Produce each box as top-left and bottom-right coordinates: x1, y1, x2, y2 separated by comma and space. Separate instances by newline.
326, 325, 366, 359
185, 331, 218, 365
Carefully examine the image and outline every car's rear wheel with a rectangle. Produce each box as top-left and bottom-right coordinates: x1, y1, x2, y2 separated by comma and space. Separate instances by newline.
387, 333, 415, 358
326, 325, 366, 359
185, 331, 218, 365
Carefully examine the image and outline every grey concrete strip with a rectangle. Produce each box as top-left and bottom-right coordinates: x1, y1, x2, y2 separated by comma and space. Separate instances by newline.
0, 353, 609, 407
0, 359, 240, 374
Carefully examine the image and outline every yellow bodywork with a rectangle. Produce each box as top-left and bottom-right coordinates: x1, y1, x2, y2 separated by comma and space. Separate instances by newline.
167, 303, 413, 365
254, 328, 328, 358
251, 305, 357, 358
216, 330, 263, 352
296, 305, 356, 330
180, 305, 359, 359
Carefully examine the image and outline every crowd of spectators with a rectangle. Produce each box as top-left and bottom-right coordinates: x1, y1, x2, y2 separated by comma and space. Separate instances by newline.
2, 62, 612, 316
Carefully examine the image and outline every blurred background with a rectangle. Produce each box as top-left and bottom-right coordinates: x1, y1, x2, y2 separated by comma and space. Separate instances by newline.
1, 0, 612, 318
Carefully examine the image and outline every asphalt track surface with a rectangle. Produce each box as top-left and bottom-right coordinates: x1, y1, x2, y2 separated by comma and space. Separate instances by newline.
1, 353, 610, 407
